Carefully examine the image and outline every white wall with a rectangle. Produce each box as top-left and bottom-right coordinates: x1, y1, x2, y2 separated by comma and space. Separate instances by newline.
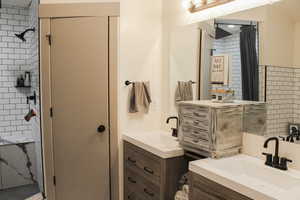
223, 5, 295, 67
119, 0, 162, 132
120, 0, 163, 199
243, 133, 300, 171
263, 5, 295, 67
293, 23, 300, 66
168, 26, 200, 116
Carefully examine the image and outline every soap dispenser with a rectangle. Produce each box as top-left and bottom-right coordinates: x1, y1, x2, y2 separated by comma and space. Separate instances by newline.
24, 71, 31, 87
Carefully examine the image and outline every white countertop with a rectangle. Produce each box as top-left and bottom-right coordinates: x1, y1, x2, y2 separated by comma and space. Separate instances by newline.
122, 130, 184, 159
189, 154, 300, 200
179, 100, 265, 108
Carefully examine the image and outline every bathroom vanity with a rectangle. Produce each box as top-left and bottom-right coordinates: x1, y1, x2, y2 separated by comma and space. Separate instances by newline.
123, 131, 188, 200
178, 100, 266, 158
189, 172, 251, 200
189, 154, 300, 200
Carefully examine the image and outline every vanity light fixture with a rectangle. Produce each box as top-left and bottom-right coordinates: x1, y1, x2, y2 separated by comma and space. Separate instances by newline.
189, 0, 234, 13
183, 0, 282, 22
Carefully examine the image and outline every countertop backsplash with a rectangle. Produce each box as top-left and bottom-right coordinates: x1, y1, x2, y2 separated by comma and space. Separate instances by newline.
243, 133, 300, 171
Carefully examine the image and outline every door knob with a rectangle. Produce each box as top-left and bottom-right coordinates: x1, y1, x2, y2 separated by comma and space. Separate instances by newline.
97, 125, 106, 133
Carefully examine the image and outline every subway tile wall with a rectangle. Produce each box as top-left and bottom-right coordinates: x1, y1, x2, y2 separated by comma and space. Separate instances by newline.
213, 32, 243, 100
294, 68, 300, 124
263, 66, 295, 136
28, 0, 44, 191
0, 6, 32, 138
259, 65, 266, 102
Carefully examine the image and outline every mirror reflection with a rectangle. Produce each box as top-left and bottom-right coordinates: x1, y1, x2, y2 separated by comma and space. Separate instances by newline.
169, 0, 300, 143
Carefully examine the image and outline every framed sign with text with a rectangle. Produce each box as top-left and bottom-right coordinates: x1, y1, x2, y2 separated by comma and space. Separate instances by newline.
211, 54, 229, 85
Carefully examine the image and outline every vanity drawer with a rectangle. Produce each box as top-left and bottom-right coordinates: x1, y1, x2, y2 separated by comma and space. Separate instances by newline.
124, 142, 162, 185
181, 125, 210, 142
190, 172, 252, 200
181, 116, 209, 130
180, 105, 209, 119
124, 142, 139, 165
125, 167, 160, 200
182, 136, 210, 150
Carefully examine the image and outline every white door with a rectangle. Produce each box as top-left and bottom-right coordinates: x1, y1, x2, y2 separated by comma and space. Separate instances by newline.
50, 17, 110, 200
200, 29, 214, 100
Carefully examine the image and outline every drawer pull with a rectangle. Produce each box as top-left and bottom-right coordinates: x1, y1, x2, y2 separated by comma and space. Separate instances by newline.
193, 120, 200, 125
144, 188, 154, 197
128, 157, 136, 164
193, 112, 206, 118
144, 167, 154, 174
128, 177, 136, 184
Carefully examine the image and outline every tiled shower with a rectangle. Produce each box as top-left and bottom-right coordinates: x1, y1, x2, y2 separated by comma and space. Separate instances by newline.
0, 0, 43, 199
213, 32, 243, 100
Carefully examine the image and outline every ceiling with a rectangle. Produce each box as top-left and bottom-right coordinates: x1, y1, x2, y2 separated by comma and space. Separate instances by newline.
2, 0, 32, 8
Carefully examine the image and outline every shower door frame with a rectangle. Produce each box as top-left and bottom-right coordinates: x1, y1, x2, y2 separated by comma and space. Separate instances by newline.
39, 3, 120, 200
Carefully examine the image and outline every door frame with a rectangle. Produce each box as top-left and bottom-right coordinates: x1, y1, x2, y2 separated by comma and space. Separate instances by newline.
39, 3, 120, 200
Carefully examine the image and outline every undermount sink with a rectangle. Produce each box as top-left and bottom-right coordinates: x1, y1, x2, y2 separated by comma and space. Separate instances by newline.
189, 154, 300, 200
122, 130, 184, 159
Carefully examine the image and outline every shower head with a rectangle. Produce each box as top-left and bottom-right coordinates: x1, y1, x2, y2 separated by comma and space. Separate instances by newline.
215, 26, 232, 40
15, 28, 36, 42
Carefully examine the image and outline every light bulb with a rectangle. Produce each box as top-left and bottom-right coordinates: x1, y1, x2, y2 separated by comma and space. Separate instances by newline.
182, 0, 192, 9
192, 0, 201, 5
207, 0, 215, 3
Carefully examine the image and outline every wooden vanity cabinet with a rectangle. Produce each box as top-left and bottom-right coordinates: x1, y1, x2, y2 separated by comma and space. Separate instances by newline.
189, 172, 253, 200
124, 141, 188, 200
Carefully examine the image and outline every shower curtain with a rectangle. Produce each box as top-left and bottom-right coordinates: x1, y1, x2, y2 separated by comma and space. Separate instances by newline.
240, 25, 259, 101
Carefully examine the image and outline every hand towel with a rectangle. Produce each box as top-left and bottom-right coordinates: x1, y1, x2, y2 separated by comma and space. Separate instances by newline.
129, 81, 152, 113
175, 81, 193, 102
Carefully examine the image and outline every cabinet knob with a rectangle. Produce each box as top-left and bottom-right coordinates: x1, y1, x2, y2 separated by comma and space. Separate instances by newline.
97, 125, 106, 133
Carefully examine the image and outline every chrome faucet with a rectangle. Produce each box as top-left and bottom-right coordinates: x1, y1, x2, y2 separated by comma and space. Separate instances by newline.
263, 137, 292, 170
166, 116, 179, 137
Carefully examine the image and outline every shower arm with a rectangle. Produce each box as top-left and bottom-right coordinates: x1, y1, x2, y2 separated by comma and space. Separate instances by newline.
15, 28, 36, 42
22, 28, 36, 35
